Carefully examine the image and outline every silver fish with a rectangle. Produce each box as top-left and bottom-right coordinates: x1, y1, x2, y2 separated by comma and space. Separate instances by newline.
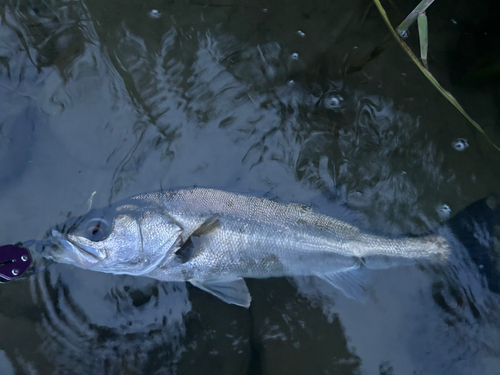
41, 188, 451, 307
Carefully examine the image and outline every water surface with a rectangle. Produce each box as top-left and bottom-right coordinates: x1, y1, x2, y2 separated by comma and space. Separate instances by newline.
1, 0, 500, 374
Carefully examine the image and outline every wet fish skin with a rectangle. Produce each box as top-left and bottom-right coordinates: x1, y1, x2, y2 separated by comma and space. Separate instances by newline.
42, 188, 451, 307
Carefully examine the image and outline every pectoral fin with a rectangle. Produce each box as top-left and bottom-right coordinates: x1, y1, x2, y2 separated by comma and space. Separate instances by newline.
191, 214, 221, 236
175, 214, 221, 263
318, 267, 370, 302
189, 278, 251, 308
175, 236, 198, 263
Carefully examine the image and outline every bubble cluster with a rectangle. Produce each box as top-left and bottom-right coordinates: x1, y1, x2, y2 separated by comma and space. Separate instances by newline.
323, 93, 344, 110
148, 9, 161, 18
437, 204, 452, 219
398, 29, 409, 39
452, 138, 469, 151
297, 30, 306, 37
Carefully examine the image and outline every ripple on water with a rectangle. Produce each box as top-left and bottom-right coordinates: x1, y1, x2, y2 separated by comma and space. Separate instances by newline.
30, 266, 191, 374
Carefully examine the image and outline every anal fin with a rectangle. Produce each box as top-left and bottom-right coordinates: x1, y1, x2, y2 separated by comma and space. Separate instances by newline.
318, 267, 371, 302
190, 278, 251, 308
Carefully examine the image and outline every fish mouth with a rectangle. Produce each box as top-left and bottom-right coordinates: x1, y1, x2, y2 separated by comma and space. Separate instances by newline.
44, 230, 101, 268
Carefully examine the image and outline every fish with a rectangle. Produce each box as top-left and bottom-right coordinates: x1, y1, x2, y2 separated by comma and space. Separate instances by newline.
39, 188, 498, 308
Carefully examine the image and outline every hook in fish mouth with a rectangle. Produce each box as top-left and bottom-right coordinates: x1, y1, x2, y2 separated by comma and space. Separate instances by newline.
44, 230, 101, 268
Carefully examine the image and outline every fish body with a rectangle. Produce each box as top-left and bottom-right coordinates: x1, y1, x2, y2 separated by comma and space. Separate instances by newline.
42, 188, 451, 307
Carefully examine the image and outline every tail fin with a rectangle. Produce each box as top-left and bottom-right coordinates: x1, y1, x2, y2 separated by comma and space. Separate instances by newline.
442, 195, 500, 294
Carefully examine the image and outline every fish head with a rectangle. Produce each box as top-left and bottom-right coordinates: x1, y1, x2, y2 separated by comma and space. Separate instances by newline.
42, 197, 183, 276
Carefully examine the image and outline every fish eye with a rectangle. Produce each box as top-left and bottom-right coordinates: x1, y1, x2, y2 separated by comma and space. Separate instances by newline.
85, 219, 111, 242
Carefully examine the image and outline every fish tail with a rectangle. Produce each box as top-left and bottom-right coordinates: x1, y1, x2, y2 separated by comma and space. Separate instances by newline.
441, 195, 500, 294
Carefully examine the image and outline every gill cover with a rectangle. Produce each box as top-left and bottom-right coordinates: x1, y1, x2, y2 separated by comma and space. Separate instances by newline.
53, 198, 183, 276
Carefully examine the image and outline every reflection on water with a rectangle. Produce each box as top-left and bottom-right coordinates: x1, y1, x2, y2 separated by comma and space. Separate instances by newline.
1, 0, 500, 373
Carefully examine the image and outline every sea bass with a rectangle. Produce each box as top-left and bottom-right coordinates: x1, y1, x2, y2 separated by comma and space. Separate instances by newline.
41, 188, 453, 307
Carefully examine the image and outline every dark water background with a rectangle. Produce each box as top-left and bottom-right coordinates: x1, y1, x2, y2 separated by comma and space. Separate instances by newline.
1, 0, 500, 373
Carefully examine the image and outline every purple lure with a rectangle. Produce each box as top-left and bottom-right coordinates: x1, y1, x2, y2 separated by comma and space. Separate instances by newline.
0, 245, 32, 281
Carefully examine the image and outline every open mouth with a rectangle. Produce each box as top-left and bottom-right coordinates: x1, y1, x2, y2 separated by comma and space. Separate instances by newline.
47, 230, 101, 267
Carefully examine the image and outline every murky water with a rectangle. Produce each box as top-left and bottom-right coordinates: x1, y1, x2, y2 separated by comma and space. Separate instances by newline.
1, 0, 500, 374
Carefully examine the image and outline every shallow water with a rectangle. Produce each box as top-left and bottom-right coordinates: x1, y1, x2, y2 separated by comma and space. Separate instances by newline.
1, 0, 500, 374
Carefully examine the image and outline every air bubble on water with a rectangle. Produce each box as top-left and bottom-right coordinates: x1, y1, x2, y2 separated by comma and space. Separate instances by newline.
287, 80, 295, 88
297, 30, 306, 37
451, 19, 457, 25
347, 191, 364, 207
323, 93, 344, 110
437, 204, 452, 220
262, 8, 268, 12
291, 53, 299, 60
148, 9, 161, 18
452, 138, 469, 151
398, 29, 409, 38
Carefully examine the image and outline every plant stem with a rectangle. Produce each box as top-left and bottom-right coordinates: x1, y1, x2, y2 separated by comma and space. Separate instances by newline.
396, 0, 435, 36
